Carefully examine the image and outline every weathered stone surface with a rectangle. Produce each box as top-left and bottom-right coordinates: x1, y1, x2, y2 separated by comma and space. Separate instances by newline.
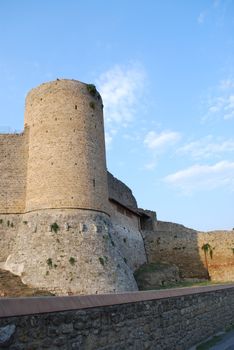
107, 172, 137, 209
4, 209, 138, 295
0, 324, 16, 347
134, 262, 180, 290
142, 221, 234, 282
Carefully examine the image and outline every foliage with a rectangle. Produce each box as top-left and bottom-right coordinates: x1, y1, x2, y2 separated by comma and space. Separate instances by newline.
69, 257, 76, 266
196, 335, 223, 350
99, 257, 105, 266
86, 84, 97, 97
50, 222, 60, 233
201, 243, 214, 259
99, 256, 108, 266
46, 258, 53, 268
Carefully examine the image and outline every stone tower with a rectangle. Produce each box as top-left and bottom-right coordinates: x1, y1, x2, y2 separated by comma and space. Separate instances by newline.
24, 80, 109, 214
5, 79, 137, 295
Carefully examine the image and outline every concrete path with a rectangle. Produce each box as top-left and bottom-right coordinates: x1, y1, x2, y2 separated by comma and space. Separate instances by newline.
192, 330, 234, 350
209, 330, 234, 350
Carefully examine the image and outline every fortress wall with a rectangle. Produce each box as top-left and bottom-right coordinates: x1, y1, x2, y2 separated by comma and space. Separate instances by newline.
143, 221, 234, 281
0, 133, 28, 214
143, 221, 209, 279
24, 80, 109, 214
4, 209, 138, 295
0, 214, 21, 263
109, 202, 147, 271
108, 172, 137, 208
198, 231, 234, 281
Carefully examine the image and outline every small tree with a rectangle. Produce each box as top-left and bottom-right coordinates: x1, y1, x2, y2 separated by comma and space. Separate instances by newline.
201, 243, 213, 280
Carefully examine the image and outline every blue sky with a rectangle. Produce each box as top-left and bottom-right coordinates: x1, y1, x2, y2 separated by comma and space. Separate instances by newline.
0, 0, 234, 231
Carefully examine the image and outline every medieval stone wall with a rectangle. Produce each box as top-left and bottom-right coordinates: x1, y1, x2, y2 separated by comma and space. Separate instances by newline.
4, 209, 138, 295
109, 201, 147, 271
0, 214, 21, 264
0, 132, 28, 214
24, 79, 109, 214
143, 220, 234, 281
107, 172, 137, 208
198, 231, 234, 281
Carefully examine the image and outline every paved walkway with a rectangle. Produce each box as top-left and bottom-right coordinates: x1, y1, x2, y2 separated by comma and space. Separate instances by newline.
192, 330, 234, 350
209, 330, 234, 350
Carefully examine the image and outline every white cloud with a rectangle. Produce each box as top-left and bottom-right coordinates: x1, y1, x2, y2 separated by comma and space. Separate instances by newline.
144, 161, 157, 171
219, 79, 234, 90
164, 160, 234, 194
197, 11, 206, 24
96, 64, 146, 125
178, 136, 234, 160
202, 78, 234, 122
144, 130, 181, 152
104, 132, 113, 149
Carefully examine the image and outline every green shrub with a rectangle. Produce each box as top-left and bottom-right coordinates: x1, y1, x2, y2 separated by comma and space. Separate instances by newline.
69, 257, 76, 266
86, 84, 97, 97
47, 258, 53, 268
51, 222, 60, 233
99, 257, 105, 266
98, 255, 109, 266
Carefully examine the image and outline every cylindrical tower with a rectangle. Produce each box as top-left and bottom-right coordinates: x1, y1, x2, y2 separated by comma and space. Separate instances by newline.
24, 79, 109, 215
5, 79, 138, 295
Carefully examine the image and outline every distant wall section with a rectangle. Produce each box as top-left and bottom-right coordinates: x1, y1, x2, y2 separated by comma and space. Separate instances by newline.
143, 221, 234, 281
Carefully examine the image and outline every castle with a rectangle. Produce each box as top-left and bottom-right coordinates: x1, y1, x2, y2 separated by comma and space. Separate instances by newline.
0, 79, 233, 295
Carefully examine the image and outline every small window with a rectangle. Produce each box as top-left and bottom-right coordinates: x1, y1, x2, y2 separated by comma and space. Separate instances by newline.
93, 179, 95, 188
75, 105, 77, 110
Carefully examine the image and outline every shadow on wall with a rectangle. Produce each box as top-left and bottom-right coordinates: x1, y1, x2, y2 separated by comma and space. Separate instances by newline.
141, 219, 234, 282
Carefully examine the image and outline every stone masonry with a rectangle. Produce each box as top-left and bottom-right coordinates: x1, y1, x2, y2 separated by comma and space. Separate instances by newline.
0, 285, 234, 349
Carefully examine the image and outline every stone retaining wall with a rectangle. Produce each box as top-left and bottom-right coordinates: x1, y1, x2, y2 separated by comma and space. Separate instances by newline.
1, 285, 234, 349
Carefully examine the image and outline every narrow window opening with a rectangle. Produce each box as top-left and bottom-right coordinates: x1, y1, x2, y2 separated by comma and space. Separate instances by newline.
75, 105, 77, 110
93, 179, 96, 188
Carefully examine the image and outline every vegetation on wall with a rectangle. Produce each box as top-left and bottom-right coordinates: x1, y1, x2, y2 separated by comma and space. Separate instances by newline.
46, 258, 53, 269
69, 257, 76, 266
50, 223, 60, 233
201, 243, 214, 279
86, 84, 97, 97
